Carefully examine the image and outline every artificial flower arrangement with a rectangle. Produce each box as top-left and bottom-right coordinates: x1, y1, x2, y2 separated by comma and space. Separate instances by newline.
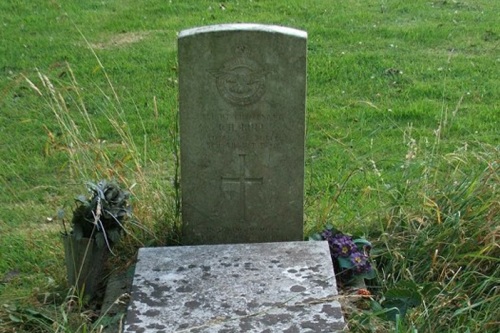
69, 180, 131, 250
62, 180, 131, 298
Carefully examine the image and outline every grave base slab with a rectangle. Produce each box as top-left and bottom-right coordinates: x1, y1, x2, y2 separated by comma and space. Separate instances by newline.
124, 241, 346, 332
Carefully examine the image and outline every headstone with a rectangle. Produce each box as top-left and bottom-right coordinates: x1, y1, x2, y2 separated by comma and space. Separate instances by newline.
123, 24, 345, 332
124, 241, 346, 332
178, 24, 307, 245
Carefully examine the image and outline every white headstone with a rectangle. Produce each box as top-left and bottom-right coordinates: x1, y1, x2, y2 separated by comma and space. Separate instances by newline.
178, 24, 307, 245
123, 25, 345, 332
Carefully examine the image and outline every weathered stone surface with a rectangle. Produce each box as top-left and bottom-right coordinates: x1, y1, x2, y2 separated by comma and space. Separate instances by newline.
124, 241, 346, 332
101, 267, 134, 333
178, 24, 307, 244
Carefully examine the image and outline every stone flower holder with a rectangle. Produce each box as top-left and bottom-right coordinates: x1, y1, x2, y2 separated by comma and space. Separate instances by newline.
63, 234, 108, 299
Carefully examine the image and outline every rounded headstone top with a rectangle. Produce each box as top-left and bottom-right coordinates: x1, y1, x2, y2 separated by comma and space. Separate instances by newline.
178, 23, 307, 39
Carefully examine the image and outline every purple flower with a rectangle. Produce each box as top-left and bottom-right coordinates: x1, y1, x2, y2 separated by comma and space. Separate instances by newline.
350, 252, 364, 266
350, 252, 372, 274
329, 234, 357, 258
317, 228, 375, 285
321, 229, 333, 239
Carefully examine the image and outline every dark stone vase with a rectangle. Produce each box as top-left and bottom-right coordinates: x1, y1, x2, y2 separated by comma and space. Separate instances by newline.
63, 235, 108, 299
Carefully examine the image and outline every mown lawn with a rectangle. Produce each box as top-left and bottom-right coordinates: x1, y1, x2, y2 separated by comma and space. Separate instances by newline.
1, 0, 498, 332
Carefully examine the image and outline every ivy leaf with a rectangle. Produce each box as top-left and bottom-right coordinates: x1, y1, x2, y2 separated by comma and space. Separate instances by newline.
370, 300, 384, 312
8, 314, 23, 323
420, 282, 441, 299
382, 281, 422, 322
384, 283, 421, 307
359, 268, 376, 280
308, 233, 323, 241
337, 256, 354, 269
353, 238, 372, 248
75, 195, 88, 204
108, 229, 121, 243
382, 300, 408, 322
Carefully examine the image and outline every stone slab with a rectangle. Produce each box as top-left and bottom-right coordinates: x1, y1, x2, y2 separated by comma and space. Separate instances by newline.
178, 24, 307, 244
124, 241, 346, 332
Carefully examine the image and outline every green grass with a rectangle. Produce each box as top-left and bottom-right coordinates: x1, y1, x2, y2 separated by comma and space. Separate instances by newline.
1, 0, 499, 332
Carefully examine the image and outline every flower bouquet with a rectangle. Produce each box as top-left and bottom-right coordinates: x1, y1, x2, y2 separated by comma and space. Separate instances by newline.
310, 225, 375, 287
62, 180, 131, 299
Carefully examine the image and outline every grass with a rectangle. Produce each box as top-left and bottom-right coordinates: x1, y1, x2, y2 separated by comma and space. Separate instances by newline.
1, 0, 499, 332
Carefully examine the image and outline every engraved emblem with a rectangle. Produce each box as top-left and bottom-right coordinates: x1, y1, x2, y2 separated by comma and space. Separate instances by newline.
209, 46, 267, 106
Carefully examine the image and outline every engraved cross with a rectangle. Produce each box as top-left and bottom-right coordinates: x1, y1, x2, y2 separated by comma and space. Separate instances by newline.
221, 154, 263, 222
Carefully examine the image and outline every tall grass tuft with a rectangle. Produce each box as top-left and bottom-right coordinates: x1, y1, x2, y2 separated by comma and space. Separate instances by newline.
358, 138, 500, 332
24, 62, 181, 253
8, 62, 182, 332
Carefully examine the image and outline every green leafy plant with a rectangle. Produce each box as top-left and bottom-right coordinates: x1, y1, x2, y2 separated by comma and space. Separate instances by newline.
374, 280, 423, 322
66, 180, 131, 251
1, 304, 54, 332
310, 225, 376, 287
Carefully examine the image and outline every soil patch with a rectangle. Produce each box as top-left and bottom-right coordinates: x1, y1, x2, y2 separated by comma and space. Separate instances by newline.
90, 32, 150, 49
